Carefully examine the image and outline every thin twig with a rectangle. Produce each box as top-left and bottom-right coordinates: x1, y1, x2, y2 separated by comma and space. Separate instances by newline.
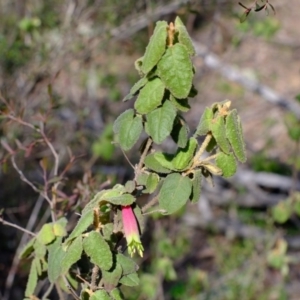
134, 138, 153, 182
120, 148, 135, 170
91, 265, 100, 291
137, 138, 152, 173
141, 195, 159, 214
40, 124, 59, 177
41, 282, 54, 300
3, 194, 44, 300
55, 282, 65, 300
193, 133, 213, 166
0, 217, 36, 237
63, 276, 80, 300
11, 156, 40, 195
201, 153, 218, 162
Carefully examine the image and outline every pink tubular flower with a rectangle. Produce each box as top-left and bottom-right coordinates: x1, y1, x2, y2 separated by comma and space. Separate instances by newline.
121, 205, 144, 257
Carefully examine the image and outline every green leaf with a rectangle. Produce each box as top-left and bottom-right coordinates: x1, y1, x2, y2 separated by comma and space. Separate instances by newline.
83, 231, 113, 271
102, 223, 114, 240
272, 202, 291, 224
169, 95, 190, 112
226, 109, 247, 162
53, 223, 67, 237
215, 151, 237, 178
175, 16, 195, 55
109, 288, 124, 300
35, 257, 42, 276
125, 180, 136, 193
171, 116, 189, 148
200, 161, 222, 176
136, 173, 149, 186
102, 262, 122, 289
172, 137, 198, 171
145, 100, 176, 144
240, 11, 251, 23
157, 43, 193, 99
141, 21, 168, 74
65, 209, 93, 243
134, 77, 165, 114
206, 136, 217, 152
117, 253, 139, 275
145, 173, 160, 193
33, 240, 47, 259
102, 193, 135, 206
113, 109, 134, 135
195, 107, 214, 136
123, 76, 148, 102
119, 273, 140, 286
119, 114, 143, 151
19, 237, 35, 259
61, 236, 83, 275
190, 170, 202, 203
25, 258, 38, 297
48, 238, 64, 283
159, 173, 192, 214
37, 223, 55, 245
149, 152, 175, 170
91, 290, 111, 300
210, 116, 231, 154
144, 153, 172, 173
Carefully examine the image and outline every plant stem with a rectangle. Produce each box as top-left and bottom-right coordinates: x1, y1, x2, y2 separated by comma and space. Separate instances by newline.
91, 265, 100, 291
141, 195, 159, 214
0, 217, 36, 237
193, 133, 213, 166
135, 138, 152, 181
201, 153, 218, 163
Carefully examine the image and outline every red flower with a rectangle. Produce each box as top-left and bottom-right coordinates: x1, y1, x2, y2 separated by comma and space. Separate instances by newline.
121, 205, 144, 257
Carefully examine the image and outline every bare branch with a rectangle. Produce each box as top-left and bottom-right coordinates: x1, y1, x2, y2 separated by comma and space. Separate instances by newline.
0, 216, 36, 237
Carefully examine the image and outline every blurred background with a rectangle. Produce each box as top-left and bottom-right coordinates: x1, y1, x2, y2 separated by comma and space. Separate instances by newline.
1, 0, 300, 299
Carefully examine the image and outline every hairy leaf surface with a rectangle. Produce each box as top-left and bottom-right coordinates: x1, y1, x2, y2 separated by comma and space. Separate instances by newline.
141, 21, 168, 74
215, 151, 237, 178
175, 16, 195, 55
145, 100, 176, 144
226, 109, 247, 162
159, 173, 192, 214
83, 231, 112, 271
157, 43, 193, 99
135, 77, 165, 114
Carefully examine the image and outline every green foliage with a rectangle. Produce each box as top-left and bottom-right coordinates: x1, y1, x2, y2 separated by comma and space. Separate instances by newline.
140, 21, 168, 74
158, 173, 192, 214
113, 109, 143, 150
134, 77, 165, 114
145, 100, 177, 144
37, 223, 56, 245
18, 17, 247, 299
157, 43, 193, 99
83, 231, 113, 270
215, 152, 237, 178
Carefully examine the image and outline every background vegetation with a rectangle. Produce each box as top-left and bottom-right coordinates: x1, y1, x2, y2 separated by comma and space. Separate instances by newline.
1, 0, 300, 299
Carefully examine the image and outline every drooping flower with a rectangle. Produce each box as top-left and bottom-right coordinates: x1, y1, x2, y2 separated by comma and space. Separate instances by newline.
121, 205, 144, 257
